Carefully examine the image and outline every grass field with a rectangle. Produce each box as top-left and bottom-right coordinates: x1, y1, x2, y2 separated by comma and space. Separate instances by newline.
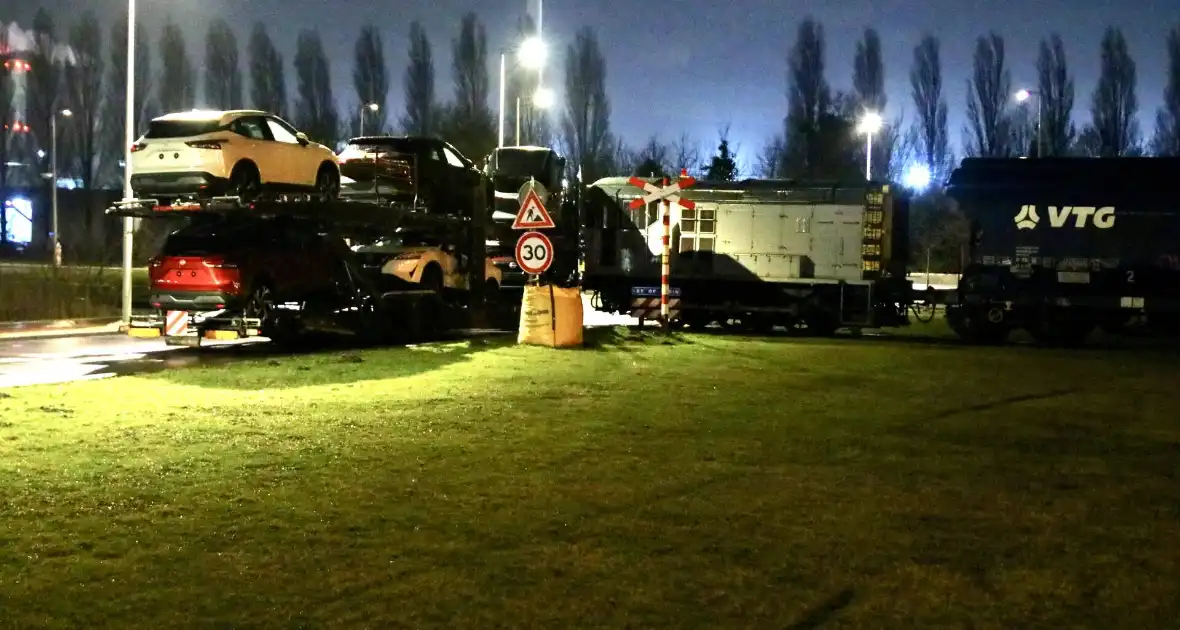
0, 263, 150, 322
1, 330, 1178, 628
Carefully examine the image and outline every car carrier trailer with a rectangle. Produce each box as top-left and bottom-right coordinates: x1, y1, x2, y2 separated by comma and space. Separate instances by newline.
578, 177, 944, 334
106, 190, 491, 347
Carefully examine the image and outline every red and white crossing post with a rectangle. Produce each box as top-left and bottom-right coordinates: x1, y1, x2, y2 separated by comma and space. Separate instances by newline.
628, 169, 696, 330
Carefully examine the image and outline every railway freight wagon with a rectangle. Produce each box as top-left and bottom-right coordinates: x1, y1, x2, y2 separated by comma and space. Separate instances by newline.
944, 157, 1180, 344
580, 177, 914, 333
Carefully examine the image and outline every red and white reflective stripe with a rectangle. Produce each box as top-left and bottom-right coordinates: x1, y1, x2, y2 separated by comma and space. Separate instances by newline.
661, 197, 671, 322
630, 297, 680, 319
627, 170, 697, 210
164, 310, 189, 336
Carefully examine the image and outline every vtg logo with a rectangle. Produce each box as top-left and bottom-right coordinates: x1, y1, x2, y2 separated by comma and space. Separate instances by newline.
1014, 205, 1116, 230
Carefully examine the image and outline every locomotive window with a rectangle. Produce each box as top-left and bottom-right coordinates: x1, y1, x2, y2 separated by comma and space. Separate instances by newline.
679, 236, 695, 252
680, 208, 696, 233
698, 237, 714, 251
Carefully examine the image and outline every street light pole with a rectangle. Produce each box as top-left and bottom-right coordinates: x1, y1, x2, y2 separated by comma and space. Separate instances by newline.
1036, 96, 1044, 157
497, 52, 506, 148
1015, 89, 1043, 157
865, 132, 873, 181
515, 97, 521, 146
857, 112, 883, 182
50, 108, 71, 267
121, 0, 136, 326
360, 102, 379, 137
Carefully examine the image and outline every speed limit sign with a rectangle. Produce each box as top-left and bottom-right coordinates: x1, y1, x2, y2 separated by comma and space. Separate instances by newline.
515, 231, 554, 275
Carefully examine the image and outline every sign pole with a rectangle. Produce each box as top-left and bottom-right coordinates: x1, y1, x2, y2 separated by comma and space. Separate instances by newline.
626, 169, 695, 333
660, 178, 671, 331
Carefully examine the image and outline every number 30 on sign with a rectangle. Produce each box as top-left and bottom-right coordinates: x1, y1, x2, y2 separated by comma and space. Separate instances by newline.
515, 231, 554, 275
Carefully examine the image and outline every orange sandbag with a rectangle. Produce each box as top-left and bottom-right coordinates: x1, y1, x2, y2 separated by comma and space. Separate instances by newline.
517, 284, 584, 347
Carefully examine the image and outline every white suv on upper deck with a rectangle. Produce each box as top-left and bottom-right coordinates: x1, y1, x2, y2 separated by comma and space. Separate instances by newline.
130, 109, 340, 204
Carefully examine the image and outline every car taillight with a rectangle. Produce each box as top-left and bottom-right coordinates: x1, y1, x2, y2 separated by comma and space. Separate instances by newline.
130, 141, 147, 152
202, 257, 238, 269
186, 139, 225, 150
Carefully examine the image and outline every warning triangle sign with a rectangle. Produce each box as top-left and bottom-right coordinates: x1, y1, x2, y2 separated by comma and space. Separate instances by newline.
512, 189, 556, 230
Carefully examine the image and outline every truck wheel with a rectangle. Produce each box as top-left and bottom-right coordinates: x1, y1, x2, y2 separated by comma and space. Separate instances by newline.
248, 283, 296, 345
955, 306, 1010, 345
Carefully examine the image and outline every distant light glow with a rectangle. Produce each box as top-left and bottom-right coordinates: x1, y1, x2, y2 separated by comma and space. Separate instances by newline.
857, 112, 883, 134
532, 87, 554, 109
903, 164, 932, 190
1015, 89, 1032, 103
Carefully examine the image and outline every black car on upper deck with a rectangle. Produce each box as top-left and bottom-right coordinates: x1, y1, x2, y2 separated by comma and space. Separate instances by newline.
483, 145, 567, 222
337, 136, 483, 215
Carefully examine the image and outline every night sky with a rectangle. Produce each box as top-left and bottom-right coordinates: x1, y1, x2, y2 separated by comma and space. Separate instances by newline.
6, 0, 1180, 170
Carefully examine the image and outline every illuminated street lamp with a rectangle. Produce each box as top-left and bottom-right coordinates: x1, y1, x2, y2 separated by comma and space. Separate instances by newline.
498, 0, 547, 147
1015, 88, 1043, 157
51, 108, 73, 267
517, 36, 546, 70
857, 112, 883, 181
500, 40, 547, 147
360, 102, 380, 137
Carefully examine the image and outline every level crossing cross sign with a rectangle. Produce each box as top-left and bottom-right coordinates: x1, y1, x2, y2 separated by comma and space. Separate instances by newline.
627, 169, 697, 210
512, 187, 556, 230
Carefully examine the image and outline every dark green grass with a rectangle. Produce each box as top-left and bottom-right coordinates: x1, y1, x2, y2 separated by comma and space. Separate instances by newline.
1, 331, 1178, 628
0, 264, 150, 321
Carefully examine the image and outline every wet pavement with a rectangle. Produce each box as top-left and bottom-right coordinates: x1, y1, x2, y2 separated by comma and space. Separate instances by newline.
0, 296, 639, 389
0, 334, 270, 388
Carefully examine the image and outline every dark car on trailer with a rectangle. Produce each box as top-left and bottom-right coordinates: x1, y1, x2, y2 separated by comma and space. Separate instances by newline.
482, 145, 572, 287
336, 136, 484, 215
483, 145, 567, 224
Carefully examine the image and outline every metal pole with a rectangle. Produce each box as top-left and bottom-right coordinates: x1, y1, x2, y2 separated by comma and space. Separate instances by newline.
660, 183, 670, 331
359, 106, 364, 137
865, 132, 873, 181
51, 112, 59, 267
1036, 95, 1044, 157
536, 0, 544, 116
515, 97, 521, 146
925, 247, 931, 288
121, 0, 136, 326
497, 53, 506, 148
